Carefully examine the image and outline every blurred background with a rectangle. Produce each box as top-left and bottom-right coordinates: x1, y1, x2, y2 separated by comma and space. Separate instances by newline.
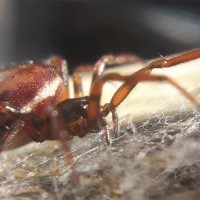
0, 1, 200, 72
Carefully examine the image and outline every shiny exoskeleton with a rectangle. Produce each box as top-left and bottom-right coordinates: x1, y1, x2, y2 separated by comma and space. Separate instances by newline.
0, 50, 200, 151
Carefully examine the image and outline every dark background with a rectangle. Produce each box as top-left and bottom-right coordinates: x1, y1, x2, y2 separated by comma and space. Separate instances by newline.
0, 1, 200, 72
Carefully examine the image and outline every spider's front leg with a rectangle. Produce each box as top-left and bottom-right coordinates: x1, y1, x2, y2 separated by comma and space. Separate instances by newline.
145, 49, 200, 71
109, 49, 200, 110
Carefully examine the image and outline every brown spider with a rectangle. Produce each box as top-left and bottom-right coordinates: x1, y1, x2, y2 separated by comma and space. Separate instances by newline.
0, 49, 200, 152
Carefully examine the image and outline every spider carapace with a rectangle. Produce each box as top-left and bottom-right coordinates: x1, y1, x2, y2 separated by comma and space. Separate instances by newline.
0, 50, 200, 151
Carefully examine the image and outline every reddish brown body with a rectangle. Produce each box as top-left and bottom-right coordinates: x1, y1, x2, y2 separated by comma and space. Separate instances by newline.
0, 59, 68, 150
0, 63, 66, 115
0, 50, 200, 151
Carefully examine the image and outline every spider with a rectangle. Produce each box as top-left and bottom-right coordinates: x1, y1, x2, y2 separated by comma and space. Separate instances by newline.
0, 49, 200, 152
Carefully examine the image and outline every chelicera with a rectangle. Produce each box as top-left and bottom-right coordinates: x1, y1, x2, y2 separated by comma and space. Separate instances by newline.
0, 50, 200, 152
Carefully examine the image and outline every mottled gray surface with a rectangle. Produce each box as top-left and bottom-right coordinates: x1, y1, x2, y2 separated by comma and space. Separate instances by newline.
1, 108, 200, 200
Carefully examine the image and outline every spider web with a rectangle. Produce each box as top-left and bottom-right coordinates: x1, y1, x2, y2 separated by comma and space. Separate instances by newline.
1, 61, 200, 199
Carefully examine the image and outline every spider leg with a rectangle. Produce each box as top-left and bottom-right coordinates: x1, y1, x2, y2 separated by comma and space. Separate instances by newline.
101, 116, 111, 144
110, 72, 200, 111
72, 54, 143, 98
111, 108, 119, 137
43, 55, 70, 98
0, 104, 27, 151
0, 119, 31, 151
72, 65, 93, 98
91, 54, 143, 82
145, 49, 200, 71
101, 103, 119, 138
